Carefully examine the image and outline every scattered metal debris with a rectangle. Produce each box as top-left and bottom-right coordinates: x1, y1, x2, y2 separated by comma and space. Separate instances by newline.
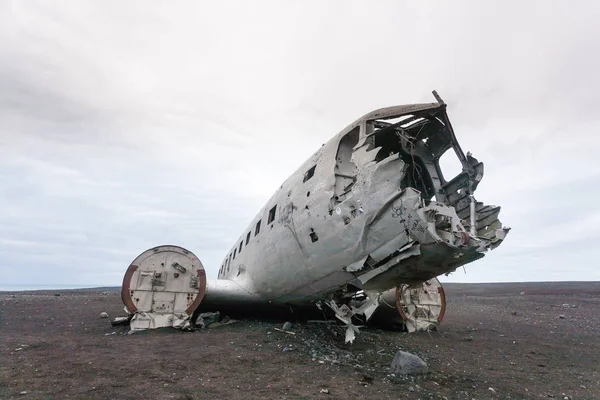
195, 312, 220, 329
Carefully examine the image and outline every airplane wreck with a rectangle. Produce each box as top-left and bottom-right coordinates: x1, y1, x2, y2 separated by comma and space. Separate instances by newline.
119, 91, 509, 342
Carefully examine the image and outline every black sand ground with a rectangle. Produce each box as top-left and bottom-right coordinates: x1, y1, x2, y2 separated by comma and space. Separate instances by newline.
1, 282, 599, 399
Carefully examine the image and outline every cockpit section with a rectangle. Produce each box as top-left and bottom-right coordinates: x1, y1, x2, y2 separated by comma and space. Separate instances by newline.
366, 110, 455, 201
351, 98, 485, 216
330, 92, 508, 257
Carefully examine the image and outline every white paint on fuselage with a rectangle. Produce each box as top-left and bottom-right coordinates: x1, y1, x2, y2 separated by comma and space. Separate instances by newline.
217, 102, 446, 305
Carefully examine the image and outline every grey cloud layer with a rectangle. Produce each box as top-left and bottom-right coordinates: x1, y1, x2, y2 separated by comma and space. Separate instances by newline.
1, 1, 599, 286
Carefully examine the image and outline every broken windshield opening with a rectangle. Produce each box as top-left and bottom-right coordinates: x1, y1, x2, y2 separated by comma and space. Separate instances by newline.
368, 116, 444, 200
360, 106, 479, 205
438, 147, 463, 183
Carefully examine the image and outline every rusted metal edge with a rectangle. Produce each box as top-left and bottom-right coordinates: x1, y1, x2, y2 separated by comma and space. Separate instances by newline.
437, 285, 447, 322
185, 269, 207, 315
121, 264, 138, 313
395, 286, 407, 322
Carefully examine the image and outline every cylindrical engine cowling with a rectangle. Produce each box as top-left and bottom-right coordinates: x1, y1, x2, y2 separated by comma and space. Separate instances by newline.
374, 277, 446, 332
121, 245, 207, 318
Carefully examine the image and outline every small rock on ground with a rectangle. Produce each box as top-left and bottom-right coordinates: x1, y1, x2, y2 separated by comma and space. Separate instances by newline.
390, 350, 429, 375
282, 321, 293, 330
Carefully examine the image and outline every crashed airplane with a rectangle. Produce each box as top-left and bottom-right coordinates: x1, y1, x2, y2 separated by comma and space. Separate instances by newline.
120, 91, 509, 342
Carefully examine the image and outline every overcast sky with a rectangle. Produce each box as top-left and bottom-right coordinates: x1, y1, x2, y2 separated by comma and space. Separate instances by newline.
1, 1, 599, 288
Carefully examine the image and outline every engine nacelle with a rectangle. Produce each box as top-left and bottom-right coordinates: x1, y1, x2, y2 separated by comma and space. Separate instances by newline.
372, 277, 446, 332
121, 245, 207, 330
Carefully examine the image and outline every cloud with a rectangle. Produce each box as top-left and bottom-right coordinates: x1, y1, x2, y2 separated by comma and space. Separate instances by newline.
1, 1, 599, 287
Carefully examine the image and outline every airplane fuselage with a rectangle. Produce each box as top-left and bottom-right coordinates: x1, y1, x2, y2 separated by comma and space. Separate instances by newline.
216, 98, 507, 307
121, 92, 509, 336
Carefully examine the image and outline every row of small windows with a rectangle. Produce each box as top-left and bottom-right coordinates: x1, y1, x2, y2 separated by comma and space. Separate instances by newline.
219, 164, 316, 277
219, 205, 276, 277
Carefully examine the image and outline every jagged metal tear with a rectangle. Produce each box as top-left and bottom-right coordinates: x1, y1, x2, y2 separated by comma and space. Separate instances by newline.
327, 290, 380, 343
